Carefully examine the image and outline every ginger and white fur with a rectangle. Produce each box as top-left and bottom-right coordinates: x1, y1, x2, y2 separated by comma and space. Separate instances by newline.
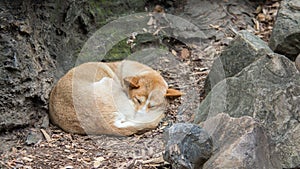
49, 60, 182, 136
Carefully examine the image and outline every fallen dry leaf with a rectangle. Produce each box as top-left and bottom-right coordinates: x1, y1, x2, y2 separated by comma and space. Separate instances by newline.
180, 48, 190, 59
141, 155, 165, 164
22, 157, 33, 162
257, 13, 266, 22
93, 157, 105, 168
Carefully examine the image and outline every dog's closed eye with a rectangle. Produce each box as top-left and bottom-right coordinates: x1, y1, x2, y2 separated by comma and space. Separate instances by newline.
134, 96, 145, 104
136, 98, 141, 104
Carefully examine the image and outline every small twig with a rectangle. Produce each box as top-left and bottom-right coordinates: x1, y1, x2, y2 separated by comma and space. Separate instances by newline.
135, 152, 165, 165
227, 25, 238, 36
191, 71, 209, 75
40, 129, 52, 142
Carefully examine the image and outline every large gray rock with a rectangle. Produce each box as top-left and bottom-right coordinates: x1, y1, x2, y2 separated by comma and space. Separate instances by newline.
163, 123, 213, 169
0, 2, 56, 132
0, 0, 146, 132
195, 53, 300, 168
200, 113, 280, 169
204, 30, 272, 93
269, 0, 300, 60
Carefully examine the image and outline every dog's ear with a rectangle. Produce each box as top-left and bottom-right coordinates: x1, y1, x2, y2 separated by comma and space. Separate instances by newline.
165, 88, 184, 97
124, 76, 140, 89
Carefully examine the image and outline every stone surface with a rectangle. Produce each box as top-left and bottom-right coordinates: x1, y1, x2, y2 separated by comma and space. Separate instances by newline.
200, 113, 280, 169
25, 130, 43, 145
183, 0, 258, 42
0, 0, 146, 132
204, 30, 272, 93
163, 123, 213, 169
195, 53, 300, 168
296, 54, 300, 71
269, 0, 300, 60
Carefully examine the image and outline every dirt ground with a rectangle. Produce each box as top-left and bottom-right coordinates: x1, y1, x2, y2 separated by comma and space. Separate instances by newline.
0, 1, 280, 168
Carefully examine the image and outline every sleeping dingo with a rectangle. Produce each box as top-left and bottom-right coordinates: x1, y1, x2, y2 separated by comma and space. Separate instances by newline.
49, 60, 182, 136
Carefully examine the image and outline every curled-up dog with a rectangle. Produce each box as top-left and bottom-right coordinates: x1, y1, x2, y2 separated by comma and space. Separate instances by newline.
49, 60, 183, 136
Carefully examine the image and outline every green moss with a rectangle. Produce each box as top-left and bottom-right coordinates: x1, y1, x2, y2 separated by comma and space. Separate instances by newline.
88, 0, 146, 26
103, 39, 131, 61
103, 33, 169, 62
